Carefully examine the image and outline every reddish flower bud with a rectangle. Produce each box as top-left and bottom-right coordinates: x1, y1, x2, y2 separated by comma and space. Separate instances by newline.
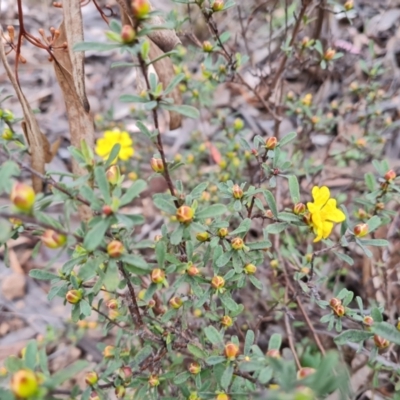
119, 366, 133, 381
303, 212, 312, 225
212, 0, 224, 11
376, 202, 385, 211
121, 25, 136, 43
297, 367, 316, 380
232, 184, 244, 199
102, 205, 113, 216
169, 296, 183, 309
363, 316, 374, 330
265, 137, 278, 150
151, 268, 165, 284
107, 240, 124, 258
103, 345, 115, 358
221, 315, 233, 328
231, 237, 244, 250
211, 275, 225, 289
187, 265, 200, 276
107, 299, 119, 310
66, 289, 82, 304
323, 48, 336, 61
384, 169, 396, 182
333, 304, 345, 317
188, 362, 201, 375
177, 205, 194, 223
41, 230, 67, 249
106, 165, 120, 185
374, 334, 390, 349
132, 0, 151, 19
354, 223, 368, 238
148, 374, 160, 387
266, 349, 280, 359
147, 299, 156, 308
150, 157, 164, 173
11, 369, 39, 398
217, 227, 228, 238
90, 391, 100, 400
244, 263, 257, 275
202, 41, 213, 52
329, 298, 341, 308
293, 203, 306, 215
196, 232, 210, 242
265, 209, 274, 218
10, 182, 35, 213
85, 371, 98, 386
224, 342, 239, 359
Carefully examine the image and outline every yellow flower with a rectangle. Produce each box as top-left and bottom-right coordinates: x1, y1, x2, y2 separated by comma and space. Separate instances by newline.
95, 129, 134, 163
307, 186, 346, 242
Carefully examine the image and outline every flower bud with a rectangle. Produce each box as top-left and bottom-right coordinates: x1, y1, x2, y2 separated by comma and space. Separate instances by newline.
297, 367, 315, 380
384, 169, 396, 182
119, 366, 133, 381
374, 334, 390, 349
329, 298, 341, 308
103, 345, 115, 358
265, 209, 274, 219
188, 362, 201, 375
10, 182, 35, 213
354, 223, 368, 238
11, 369, 39, 398
224, 342, 239, 359
211, 275, 225, 289
102, 205, 113, 216
212, 0, 224, 11
85, 371, 98, 386
293, 202, 306, 215
148, 374, 160, 387
169, 296, 183, 309
221, 315, 233, 327
216, 394, 230, 400
231, 237, 244, 250
232, 184, 244, 199
148, 299, 156, 308
121, 24, 136, 43
187, 265, 200, 276
323, 48, 336, 61
333, 304, 345, 317
132, 0, 151, 19
344, 0, 353, 10
233, 118, 244, 131
363, 316, 374, 330
196, 232, 210, 242
376, 202, 385, 211
270, 259, 279, 268
41, 230, 67, 249
115, 386, 126, 398
107, 240, 124, 258
217, 227, 228, 238
66, 289, 82, 304
244, 263, 257, 274
189, 392, 200, 400
150, 157, 164, 173
301, 93, 312, 106
266, 349, 280, 359
202, 41, 213, 52
107, 299, 119, 310
151, 268, 165, 284
89, 391, 100, 400
106, 165, 120, 185
177, 205, 194, 223
265, 137, 278, 150
2, 128, 13, 140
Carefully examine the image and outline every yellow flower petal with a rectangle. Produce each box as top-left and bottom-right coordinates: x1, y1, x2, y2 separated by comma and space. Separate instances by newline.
119, 147, 134, 161
322, 199, 346, 223
311, 186, 330, 209
321, 220, 333, 239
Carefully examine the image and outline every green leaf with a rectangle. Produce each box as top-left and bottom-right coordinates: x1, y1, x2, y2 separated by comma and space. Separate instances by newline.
174, 372, 190, 385
334, 329, 372, 345
170, 224, 184, 245
24, 340, 38, 370
268, 333, 282, 350
288, 175, 300, 203
153, 196, 176, 215
155, 241, 166, 268
366, 215, 381, 232
50, 360, 88, 387
120, 180, 147, 206
105, 144, 121, 168
190, 182, 209, 199
196, 204, 226, 220
277, 212, 300, 223
264, 222, 288, 235
220, 364, 234, 390
264, 190, 278, 217
244, 330, 254, 355
94, 166, 111, 204
188, 344, 207, 359
279, 131, 297, 147
358, 238, 389, 247
249, 275, 263, 290
80, 299, 92, 317
206, 356, 226, 365
216, 250, 233, 268
204, 326, 223, 345
164, 73, 185, 95
120, 254, 149, 270
161, 103, 200, 119
230, 218, 251, 236
29, 269, 59, 281
332, 251, 354, 266
104, 260, 120, 291
364, 172, 376, 191
247, 240, 272, 250
83, 219, 110, 251
371, 322, 400, 345
258, 366, 273, 384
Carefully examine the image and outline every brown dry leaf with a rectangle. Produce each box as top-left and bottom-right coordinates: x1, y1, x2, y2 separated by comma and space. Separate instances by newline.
1, 273, 26, 301
52, 3, 95, 221
0, 26, 53, 193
